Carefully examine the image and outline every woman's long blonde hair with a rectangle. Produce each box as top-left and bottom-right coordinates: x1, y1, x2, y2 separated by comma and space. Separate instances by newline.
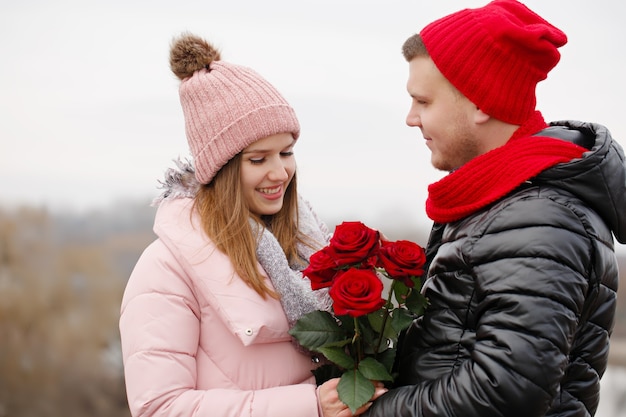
193, 153, 306, 298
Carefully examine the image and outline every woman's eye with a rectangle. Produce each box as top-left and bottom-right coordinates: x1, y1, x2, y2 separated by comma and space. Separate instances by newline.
250, 158, 264, 165
280, 151, 294, 157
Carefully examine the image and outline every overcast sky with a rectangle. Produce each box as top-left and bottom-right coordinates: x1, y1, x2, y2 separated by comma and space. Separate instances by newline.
1, 0, 625, 241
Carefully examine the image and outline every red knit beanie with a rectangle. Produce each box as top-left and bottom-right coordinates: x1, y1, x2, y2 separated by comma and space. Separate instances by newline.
420, 0, 567, 125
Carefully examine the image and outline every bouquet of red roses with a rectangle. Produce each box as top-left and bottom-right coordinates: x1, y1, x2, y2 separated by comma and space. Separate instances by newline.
289, 221, 428, 413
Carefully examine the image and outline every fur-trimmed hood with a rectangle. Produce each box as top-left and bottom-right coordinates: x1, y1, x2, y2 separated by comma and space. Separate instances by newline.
152, 159, 200, 206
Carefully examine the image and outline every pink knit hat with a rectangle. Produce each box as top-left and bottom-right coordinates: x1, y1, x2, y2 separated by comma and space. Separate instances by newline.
420, 0, 567, 125
169, 34, 300, 184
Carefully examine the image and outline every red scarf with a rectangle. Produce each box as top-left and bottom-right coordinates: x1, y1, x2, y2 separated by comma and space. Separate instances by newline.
426, 112, 587, 223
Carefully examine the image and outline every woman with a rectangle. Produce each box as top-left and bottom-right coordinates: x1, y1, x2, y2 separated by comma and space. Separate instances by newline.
119, 34, 385, 417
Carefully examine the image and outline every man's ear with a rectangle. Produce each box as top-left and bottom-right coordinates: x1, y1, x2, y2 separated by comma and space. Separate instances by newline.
474, 107, 490, 124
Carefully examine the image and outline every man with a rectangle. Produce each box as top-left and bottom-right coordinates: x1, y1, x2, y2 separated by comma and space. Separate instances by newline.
366, 1, 625, 416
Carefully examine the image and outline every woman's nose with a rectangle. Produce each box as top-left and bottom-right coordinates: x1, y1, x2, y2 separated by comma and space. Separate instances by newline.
267, 159, 289, 181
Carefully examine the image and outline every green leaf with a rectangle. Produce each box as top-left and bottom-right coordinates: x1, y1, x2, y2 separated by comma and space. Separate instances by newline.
381, 316, 398, 341
358, 357, 393, 382
359, 316, 381, 354
376, 347, 397, 374
289, 311, 349, 350
318, 346, 356, 370
391, 307, 416, 333
393, 280, 411, 305
366, 308, 388, 334
405, 290, 428, 316
337, 369, 375, 413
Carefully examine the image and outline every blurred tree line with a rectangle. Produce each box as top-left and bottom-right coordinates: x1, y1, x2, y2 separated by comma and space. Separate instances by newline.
0, 201, 624, 417
0, 202, 154, 417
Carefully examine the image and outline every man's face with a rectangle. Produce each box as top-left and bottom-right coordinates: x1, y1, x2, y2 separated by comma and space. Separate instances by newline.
405, 56, 483, 172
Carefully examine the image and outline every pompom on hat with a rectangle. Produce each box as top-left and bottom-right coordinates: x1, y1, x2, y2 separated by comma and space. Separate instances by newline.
420, 0, 567, 125
169, 33, 300, 184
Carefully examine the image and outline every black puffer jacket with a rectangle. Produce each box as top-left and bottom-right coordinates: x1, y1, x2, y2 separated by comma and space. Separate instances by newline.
366, 120, 625, 417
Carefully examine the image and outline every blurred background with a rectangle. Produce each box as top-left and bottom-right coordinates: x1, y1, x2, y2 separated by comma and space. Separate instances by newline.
1, 1, 625, 416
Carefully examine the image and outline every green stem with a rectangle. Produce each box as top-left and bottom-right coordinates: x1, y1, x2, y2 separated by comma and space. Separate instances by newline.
353, 316, 362, 362
375, 279, 396, 355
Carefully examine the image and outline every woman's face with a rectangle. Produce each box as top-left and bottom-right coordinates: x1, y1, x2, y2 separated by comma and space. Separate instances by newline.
240, 132, 296, 216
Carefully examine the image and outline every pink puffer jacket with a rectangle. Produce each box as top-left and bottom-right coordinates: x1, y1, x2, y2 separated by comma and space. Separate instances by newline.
120, 197, 323, 417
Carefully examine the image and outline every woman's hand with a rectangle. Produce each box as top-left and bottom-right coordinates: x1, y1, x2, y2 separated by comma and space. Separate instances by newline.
318, 378, 387, 417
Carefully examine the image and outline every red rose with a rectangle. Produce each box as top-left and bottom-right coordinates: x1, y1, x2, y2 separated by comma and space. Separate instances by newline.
376, 240, 426, 287
303, 246, 339, 290
329, 268, 385, 317
329, 221, 380, 265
